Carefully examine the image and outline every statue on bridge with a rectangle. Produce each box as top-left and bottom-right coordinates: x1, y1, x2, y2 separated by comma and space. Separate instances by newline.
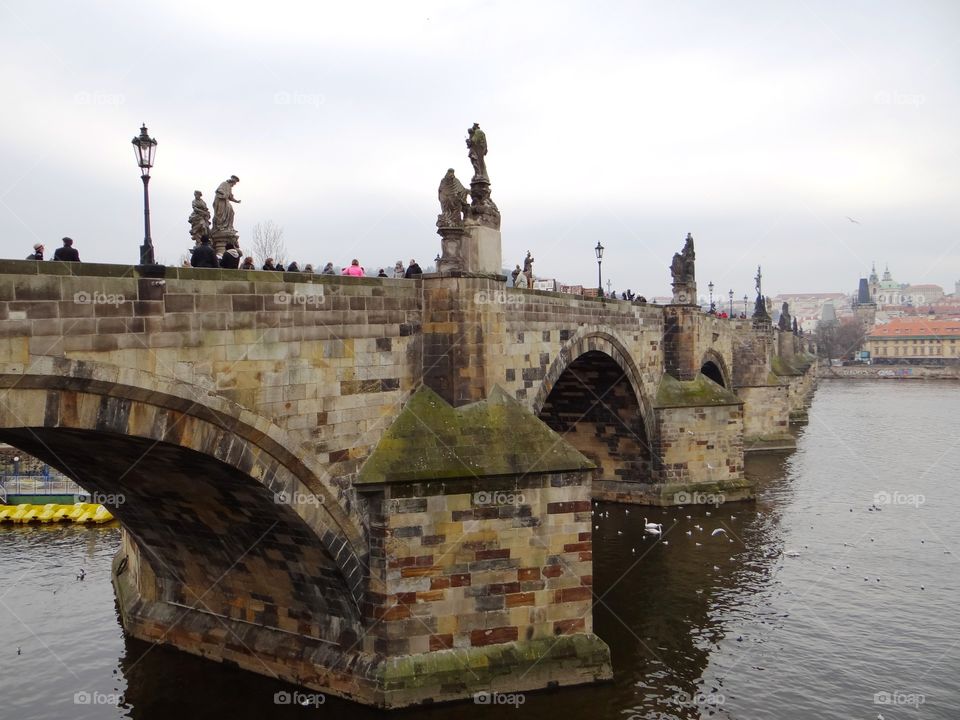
210, 175, 241, 256
752, 265, 770, 324
438, 124, 501, 275
670, 233, 696, 305
212, 175, 241, 233
523, 250, 534, 284
188, 191, 211, 245
437, 169, 469, 227
436, 169, 468, 273
464, 124, 500, 230
778, 302, 792, 332
466, 123, 488, 182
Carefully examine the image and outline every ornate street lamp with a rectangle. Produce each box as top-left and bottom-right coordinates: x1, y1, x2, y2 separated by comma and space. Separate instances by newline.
595, 241, 604, 299
708, 280, 715, 313
728, 289, 734, 317
131, 124, 157, 265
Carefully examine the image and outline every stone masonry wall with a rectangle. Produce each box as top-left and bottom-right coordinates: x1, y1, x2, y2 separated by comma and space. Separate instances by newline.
737, 385, 791, 449
653, 403, 751, 502
359, 471, 611, 705
493, 289, 664, 416
0, 260, 422, 518
364, 471, 594, 651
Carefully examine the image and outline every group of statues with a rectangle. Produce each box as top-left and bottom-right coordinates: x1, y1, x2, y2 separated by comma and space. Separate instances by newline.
436, 123, 500, 231
188, 175, 241, 245
511, 251, 534, 288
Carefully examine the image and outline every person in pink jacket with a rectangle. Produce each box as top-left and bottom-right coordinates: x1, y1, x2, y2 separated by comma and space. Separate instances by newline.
342, 259, 365, 277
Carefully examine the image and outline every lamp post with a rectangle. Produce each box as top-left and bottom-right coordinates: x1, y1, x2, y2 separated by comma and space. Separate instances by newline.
131, 124, 158, 265
728, 289, 734, 317
743, 294, 748, 316
708, 281, 715, 313
595, 241, 604, 299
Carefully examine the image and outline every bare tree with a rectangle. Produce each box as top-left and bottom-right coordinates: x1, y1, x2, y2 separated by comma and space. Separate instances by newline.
249, 220, 287, 267
816, 318, 865, 361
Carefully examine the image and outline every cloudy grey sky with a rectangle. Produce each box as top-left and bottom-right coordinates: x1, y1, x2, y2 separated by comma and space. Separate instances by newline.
0, 0, 957, 298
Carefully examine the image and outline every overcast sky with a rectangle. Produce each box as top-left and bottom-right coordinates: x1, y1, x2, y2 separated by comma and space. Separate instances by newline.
0, 1, 957, 298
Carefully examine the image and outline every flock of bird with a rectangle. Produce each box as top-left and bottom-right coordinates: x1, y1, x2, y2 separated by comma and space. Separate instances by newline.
593, 503, 740, 554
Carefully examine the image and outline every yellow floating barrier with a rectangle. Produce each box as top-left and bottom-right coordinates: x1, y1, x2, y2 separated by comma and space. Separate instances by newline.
0, 502, 114, 525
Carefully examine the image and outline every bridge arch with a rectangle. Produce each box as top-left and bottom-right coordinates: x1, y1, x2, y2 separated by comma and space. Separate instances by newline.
532, 329, 656, 486
699, 349, 731, 388
0, 358, 367, 612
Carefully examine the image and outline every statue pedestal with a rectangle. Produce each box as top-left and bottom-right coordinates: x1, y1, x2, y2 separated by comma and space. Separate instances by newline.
462, 221, 502, 274
436, 226, 466, 273
671, 281, 697, 306
210, 229, 239, 257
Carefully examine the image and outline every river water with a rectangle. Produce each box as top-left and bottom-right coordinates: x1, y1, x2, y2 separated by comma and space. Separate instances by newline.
1, 379, 957, 719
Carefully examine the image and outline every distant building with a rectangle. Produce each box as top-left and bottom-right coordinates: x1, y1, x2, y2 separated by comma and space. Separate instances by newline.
820, 300, 838, 326
559, 284, 584, 295
865, 318, 960, 364
775, 292, 847, 331
533, 278, 558, 292
865, 262, 944, 308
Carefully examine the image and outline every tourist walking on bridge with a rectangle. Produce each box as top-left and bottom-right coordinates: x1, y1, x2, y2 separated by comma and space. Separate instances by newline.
404, 258, 423, 278
342, 259, 365, 277
53, 237, 80, 262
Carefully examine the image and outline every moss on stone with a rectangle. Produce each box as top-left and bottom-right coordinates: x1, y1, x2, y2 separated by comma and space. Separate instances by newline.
654, 373, 742, 408
377, 635, 612, 686
771, 354, 812, 377
356, 385, 594, 484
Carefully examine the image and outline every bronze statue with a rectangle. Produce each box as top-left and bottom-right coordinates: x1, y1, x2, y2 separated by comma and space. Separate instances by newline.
466, 123, 488, 181
213, 175, 241, 232
755, 265, 762, 297
523, 250, 534, 282
188, 190, 211, 244
437, 168, 469, 227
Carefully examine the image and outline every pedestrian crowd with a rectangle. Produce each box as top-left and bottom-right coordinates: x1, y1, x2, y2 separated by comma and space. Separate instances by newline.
185, 236, 425, 279
24, 236, 427, 282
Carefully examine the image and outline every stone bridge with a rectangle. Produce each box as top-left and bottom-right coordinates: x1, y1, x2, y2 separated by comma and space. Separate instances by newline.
0, 258, 815, 707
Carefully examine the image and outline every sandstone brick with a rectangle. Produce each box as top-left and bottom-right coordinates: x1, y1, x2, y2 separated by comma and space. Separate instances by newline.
470, 626, 518, 647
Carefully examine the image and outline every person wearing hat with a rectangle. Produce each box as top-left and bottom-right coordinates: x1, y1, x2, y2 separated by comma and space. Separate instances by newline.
53, 237, 80, 262
27, 243, 43, 260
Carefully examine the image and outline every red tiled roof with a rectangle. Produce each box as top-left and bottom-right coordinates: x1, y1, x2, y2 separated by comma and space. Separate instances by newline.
868, 318, 960, 338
